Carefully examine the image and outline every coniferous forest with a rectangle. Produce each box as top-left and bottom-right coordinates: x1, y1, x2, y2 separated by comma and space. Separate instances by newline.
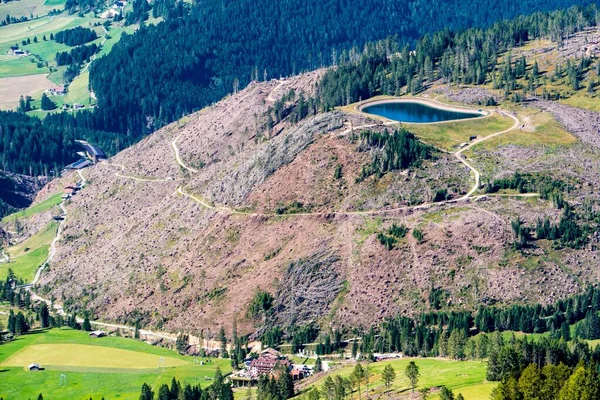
2, 2, 597, 185
88, 0, 598, 137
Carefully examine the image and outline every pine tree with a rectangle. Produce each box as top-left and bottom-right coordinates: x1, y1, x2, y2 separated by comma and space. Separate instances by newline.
314, 357, 323, 373
381, 364, 396, 392
219, 326, 227, 357
322, 376, 335, 400
82, 316, 92, 331
518, 364, 542, 400
40, 303, 50, 328
139, 383, 154, 400
439, 386, 454, 400
351, 363, 365, 399
404, 361, 419, 393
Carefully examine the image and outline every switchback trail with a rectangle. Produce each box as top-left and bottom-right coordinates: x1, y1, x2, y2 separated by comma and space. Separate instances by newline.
168, 100, 527, 217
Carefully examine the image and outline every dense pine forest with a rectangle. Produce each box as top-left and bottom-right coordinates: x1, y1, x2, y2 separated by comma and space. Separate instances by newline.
315, 5, 600, 110
1, 2, 597, 182
88, 0, 597, 137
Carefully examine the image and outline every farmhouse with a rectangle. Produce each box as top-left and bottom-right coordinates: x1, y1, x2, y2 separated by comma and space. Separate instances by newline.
63, 185, 78, 195
65, 158, 92, 170
48, 86, 67, 95
80, 141, 107, 163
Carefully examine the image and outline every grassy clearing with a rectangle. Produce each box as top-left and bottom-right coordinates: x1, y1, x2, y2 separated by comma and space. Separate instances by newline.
0, 328, 230, 400
2, 192, 62, 223
407, 112, 514, 151
468, 111, 577, 153
289, 356, 314, 365
304, 358, 491, 399
0, 220, 57, 281
0, 56, 46, 78
561, 94, 600, 113
0, 16, 84, 49
63, 69, 92, 104
0, 0, 65, 20
430, 382, 497, 400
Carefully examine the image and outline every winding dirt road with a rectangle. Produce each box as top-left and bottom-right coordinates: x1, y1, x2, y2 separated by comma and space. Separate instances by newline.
23, 95, 528, 341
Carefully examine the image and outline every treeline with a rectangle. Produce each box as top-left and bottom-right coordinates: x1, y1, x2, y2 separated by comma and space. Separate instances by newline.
1, 270, 87, 334
64, 0, 102, 14
0, 111, 128, 177
55, 43, 99, 66
138, 368, 232, 400
256, 366, 295, 400
2, 14, 30, 26
315, 5, 600, 110
356, 129, 434, 181
0, 111, 77, 176
54, 27, 97, 46
279, 286, 600, 359
488, 337, 600, 399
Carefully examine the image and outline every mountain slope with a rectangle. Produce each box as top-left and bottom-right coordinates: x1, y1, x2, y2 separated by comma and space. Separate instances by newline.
30, 68, 599, 337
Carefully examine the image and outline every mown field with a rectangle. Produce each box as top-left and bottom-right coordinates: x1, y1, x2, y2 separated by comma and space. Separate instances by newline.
0, 0, 66, 20
0, 328, 230, 399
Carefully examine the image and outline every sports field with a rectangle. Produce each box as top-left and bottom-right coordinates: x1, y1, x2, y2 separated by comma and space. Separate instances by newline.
3, 343, 189, 369
0, 328, 230, 399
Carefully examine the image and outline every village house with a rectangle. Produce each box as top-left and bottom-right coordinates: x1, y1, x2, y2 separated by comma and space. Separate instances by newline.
48, 86, 67, 96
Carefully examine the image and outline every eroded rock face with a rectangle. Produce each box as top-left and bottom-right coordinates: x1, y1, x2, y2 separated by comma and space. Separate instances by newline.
37, 70, 600, 337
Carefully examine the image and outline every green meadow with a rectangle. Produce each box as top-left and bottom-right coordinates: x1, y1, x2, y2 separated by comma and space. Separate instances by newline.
304, 357, 493, 399
0, 328, 231, 400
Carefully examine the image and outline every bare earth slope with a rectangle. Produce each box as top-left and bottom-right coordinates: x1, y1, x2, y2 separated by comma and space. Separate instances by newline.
37, 70, 600, 336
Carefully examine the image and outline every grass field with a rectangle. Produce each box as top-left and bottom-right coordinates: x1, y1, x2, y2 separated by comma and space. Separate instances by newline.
0, 220, 57, 281
467, 110, 577, 153
0, 73, 52, 109
0, 16, 84, 49
0, 56, 46, 78
2, 192, 62, 223
3, 343, 190, 369
0, 0, 66, 21
304, 358, 493, 399
561, 94, 600, 113
0, 328, 230, 399
406, 112, 514, 151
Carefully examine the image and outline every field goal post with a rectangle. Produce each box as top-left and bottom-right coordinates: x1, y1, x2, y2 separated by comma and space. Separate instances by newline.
59, 374, 67, 386
159, 357, 166, 369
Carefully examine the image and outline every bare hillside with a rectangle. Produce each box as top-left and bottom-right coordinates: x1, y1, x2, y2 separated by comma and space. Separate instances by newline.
34, 70, 600, 337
